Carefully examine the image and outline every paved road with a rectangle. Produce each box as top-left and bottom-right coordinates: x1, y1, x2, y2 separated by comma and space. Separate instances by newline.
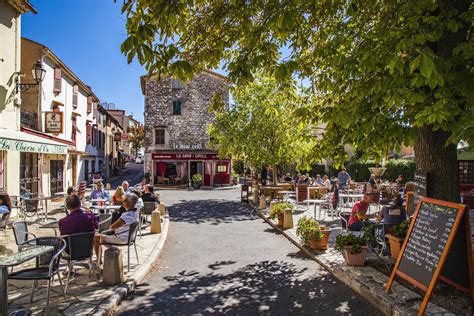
115, 188, 381, 315
109, 162, 144, 188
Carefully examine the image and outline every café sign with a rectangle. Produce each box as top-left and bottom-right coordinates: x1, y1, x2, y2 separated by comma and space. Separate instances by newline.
152, 152, 219, 160
44, 111, 64, 134
0, 138, 67, 154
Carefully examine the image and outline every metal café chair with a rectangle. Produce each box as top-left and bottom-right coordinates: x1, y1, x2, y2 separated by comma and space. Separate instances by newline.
99, 222, 140, 272
61, 231, 97, 293
141, 202, 156, 225
21, 198, 42, 220
12, 221, 37, 247
8, 237, 66, 314
98, 213, 113, 233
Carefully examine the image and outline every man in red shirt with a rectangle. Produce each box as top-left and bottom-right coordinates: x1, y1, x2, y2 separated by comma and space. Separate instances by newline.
348, 193, 375, 231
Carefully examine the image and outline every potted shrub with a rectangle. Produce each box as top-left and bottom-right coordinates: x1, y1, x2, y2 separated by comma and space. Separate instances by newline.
335, 233, 368, 266
192, 174, 203, 189
296, 216, 331, 250
386, 220, 409, 260
268, 202, 293, 227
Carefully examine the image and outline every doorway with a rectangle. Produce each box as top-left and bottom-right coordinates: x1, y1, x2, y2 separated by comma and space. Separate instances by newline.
190, 161, 203, 179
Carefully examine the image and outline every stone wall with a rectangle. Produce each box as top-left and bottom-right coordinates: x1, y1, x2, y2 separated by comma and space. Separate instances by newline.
143, 72, 229, 152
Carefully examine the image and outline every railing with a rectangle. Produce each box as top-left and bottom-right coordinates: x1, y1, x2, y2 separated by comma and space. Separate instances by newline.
21, 110, 38, 130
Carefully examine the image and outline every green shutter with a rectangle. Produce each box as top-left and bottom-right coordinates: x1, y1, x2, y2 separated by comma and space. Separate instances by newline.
173, 100, 182, 115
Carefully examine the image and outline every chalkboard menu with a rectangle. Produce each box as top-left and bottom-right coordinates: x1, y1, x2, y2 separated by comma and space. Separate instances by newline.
386, 197, 473, 315
397, 201, 458, 288
414, 172, 427, 197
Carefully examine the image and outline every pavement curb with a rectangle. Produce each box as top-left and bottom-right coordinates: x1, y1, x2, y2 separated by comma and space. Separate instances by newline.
249, 201, 452, 315
91, 217, 170, 316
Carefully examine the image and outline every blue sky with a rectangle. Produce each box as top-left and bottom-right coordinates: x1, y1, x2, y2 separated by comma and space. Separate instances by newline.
22, 0, 148, 122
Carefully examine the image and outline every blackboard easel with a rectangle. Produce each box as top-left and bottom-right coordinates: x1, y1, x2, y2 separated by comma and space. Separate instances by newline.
386, 197, 474, 315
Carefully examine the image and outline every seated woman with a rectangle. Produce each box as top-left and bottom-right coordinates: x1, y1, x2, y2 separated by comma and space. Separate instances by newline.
111, 186, 125, 205
377, 195, 407, 233
0, 192, 12, 228
348, 193, 376, 231
94, 193, 140, 259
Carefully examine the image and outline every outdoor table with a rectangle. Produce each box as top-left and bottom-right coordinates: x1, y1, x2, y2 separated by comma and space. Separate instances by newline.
89, 198, 108, 204
91, 205, 121, 214
39, 220, 59, 236
304, 199, 326, 220
339, 193, 364, 204
261, 187, 281, 200
30, 195, 56, 222
279, 191, 295, 202
307, 186, 328, 199
0, 245, 54, 316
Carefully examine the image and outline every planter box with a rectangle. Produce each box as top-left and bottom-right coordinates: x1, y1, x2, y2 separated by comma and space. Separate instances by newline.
277, 213, 284, 227
343, 246, 368, 266
307, 228, 331, 250
386, 234, 405, 260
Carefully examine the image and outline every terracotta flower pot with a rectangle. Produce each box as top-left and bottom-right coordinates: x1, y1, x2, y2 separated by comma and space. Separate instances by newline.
277, 213, 284, 226
343, 246, 368, 266
307, 228, 331, 250
386, 234, 405, 260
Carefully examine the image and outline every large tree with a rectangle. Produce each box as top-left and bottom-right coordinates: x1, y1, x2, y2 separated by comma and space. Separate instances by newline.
120, 0, 473, 201
208, 76, 315, 180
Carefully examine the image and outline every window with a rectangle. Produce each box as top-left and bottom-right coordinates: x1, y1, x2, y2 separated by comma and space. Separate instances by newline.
171, 79, 185, 89
0, 151, 5, 191
20, 153, 39, 195
71, 116, 77, 142
155, 128, 165, 145
172, 100, 182, 115
72, 85, 78, 108
459, 161, 474, 184
50, 160, 64, 195
53, 68, 62, 94
217, 164, 227, 173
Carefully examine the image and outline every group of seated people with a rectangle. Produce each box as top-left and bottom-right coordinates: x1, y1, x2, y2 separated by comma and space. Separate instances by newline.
280, 173, 332, 189
347, 192, 406, 232
58, 181, 160, 266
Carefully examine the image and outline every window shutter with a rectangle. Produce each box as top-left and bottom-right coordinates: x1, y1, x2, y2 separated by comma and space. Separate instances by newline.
53, 68, 62, 94
172, 100, 181, 115
93, 102, 97, 119
155, 129, 165, 145
86, 122, 91, 144
87, 96, 92, 113
72, 85, 78, 108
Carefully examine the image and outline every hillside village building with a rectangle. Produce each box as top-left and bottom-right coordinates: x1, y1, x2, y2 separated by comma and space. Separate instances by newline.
141, 71, 230, 187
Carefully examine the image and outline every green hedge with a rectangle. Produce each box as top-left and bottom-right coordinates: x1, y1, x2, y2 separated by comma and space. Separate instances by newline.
344, 160, 377, 182
383, 160, 416, 182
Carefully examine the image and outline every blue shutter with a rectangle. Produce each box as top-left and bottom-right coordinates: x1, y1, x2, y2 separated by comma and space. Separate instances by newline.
173, 100, 182, 115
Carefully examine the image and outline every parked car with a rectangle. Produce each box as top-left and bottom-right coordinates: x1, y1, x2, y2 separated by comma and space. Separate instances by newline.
135, 155, 144, 164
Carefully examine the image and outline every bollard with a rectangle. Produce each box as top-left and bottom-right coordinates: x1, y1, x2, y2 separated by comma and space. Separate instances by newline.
158, 203, 166, 216
102, 247, 124, 285
253, 190, 259, 205
283, 208, 294, 229
259, 195, 267, 209
150, 209, 161, 234
156, 193, 160, 201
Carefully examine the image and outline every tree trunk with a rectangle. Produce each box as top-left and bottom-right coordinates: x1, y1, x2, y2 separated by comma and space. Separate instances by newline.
413, 126, 459, 202
273, 165, 278, 185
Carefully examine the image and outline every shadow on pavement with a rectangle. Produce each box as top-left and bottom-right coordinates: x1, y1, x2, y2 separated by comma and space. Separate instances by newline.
168, 199, 258, 225
118, 260, 373, 315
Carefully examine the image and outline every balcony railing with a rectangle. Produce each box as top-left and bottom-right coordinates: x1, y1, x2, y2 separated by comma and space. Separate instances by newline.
21, 110, 38, 130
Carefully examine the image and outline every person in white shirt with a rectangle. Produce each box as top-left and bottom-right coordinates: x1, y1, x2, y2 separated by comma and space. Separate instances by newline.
323, 175, 331, 190
94, 193, 139, 258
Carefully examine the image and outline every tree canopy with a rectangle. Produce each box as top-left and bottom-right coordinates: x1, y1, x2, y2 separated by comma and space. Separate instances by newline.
208, 76, 315, 170
121, 0, 473, 199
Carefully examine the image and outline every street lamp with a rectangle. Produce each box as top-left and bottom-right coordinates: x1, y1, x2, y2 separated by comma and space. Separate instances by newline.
16, 60, 46, 93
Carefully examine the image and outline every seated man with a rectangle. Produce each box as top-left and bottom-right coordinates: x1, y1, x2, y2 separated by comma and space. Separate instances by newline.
122, 181, 131, 194
377, 195, 407, 233
94, 193, 139, 258
59, 195, 98, 236
141, 184, 159, 204
348, 193, 375, 231
315, 174, 323, 185
90, 182, 109, 203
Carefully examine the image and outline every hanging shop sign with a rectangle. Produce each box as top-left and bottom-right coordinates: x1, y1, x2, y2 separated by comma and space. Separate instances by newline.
44, 111, 64, 134
114, 133, 122, 142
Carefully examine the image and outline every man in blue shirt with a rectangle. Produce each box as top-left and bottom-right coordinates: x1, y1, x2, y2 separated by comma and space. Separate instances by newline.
90, 182, 110, 202
337, 168, 351, 189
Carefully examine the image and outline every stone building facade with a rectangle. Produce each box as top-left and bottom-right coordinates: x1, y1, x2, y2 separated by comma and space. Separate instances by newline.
141, 71, 230, 187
